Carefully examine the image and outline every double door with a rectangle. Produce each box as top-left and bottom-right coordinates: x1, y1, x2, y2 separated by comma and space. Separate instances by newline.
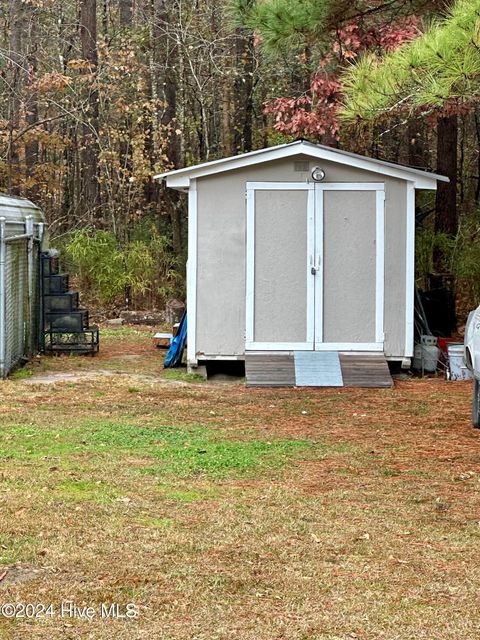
245, 181, 385, 351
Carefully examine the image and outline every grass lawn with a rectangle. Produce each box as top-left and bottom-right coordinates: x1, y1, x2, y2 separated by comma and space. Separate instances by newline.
0, 326, 479, 639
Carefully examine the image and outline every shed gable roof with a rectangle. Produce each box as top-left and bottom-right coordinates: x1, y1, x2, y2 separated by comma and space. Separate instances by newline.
155, 140, 448, 191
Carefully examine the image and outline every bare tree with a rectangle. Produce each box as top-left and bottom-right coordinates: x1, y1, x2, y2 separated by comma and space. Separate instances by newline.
80, 0, 100, 221
119, 0, 133, 27
435, 115, 458, 237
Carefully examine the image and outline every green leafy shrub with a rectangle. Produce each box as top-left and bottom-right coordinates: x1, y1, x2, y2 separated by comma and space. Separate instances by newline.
450, 215, 480, 304
415, 226, 453, 289
63, 226, 183, 306
64, 228, 125, 304
416, 211, 480, 309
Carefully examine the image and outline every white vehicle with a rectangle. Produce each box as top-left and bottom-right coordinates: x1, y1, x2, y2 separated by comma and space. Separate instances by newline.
464, 306, 480, 427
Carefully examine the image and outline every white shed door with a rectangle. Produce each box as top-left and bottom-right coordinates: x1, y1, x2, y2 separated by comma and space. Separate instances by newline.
245, 182, 385, 352
246, 183, 315, 350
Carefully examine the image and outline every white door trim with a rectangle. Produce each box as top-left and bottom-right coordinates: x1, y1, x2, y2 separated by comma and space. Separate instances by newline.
245, 187, 255, 346
245, 182, 315, 351
306, 188, 315, 346
245, 341, 384, 351
405, 182, 415, 357
314, 183, 385, 350
314, 185, 324, 345
316, 342, 384, 351
187, 178, 198, 365
376, 189, 386, 344
315, 182, 385, 191
247, 182, 316, 190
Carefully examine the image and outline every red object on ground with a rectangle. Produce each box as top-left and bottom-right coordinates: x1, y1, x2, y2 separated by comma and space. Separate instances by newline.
437, 337, 458, 356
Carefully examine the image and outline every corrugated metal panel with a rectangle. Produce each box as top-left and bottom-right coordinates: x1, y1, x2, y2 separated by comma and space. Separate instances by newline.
294, 351, 343, 387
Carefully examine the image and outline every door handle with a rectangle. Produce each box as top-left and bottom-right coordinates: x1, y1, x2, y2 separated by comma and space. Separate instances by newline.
310, 255, 321, 275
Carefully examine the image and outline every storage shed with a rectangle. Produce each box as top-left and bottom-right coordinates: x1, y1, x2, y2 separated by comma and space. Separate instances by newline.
0, 195, 46, 377
156, 141, 448, 387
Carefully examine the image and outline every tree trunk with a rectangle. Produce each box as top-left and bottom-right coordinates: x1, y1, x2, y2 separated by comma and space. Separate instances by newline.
116, 0, 134, 239
459, 114, 466, 203
156, 0, 178, 166
433, 114, 458, 277
102, 0, 108, 36
475, 111, 480, 203
435, 115, 458, 237
153, 0, 183, 261
80, 0, 100, 222
7, 0, 26, 194
221, 80, 232, 155
119, 0, 133, 27
24, 17, 39, 200
407, 118, 425, 169
233, 27, 254, 154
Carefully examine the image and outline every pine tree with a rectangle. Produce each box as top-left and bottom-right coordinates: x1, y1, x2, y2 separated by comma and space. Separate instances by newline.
340, 0, 480, 120
230, 0, 336, 52
340, 0, 480, 249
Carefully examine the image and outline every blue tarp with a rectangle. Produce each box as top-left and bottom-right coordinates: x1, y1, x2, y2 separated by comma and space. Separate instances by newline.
164, 312, 187, 368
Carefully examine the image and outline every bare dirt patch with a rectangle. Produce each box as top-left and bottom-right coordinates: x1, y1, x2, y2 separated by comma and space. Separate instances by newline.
0, 566, 44, 589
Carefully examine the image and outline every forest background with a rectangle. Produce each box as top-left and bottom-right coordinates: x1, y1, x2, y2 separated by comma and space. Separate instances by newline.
2, 0, 479, 319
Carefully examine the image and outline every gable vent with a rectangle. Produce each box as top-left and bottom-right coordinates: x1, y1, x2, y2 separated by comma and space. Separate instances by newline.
294, 161, 309, 172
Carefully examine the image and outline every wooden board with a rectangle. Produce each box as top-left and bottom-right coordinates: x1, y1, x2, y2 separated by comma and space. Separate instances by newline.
245, 353, 295, 387
245, 351, 393, 388
339, 353, 393, 388
294, 351, 343, 387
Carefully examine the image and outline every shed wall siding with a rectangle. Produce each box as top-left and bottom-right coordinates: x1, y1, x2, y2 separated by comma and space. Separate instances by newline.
195, 156, 407, 359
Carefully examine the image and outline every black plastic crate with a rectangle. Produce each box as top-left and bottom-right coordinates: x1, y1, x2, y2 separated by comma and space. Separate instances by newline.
40, 249, 99, 357
43, 274, 69, 294
41, 255, 59, 276
44, 292, 80, 313
44, 326, 99, 354
45, 309, 89, 333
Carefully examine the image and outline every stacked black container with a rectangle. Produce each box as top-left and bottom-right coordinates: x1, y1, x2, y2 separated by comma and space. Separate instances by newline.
41, 252, 99, 354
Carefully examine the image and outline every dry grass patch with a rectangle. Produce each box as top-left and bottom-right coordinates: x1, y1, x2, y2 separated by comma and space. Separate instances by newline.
0, 327, 479, 638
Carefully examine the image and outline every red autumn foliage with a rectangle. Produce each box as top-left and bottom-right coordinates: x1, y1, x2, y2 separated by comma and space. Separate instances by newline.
264, 17, 421, 141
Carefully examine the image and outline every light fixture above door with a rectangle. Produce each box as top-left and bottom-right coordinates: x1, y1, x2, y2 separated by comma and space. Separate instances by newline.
311, 167, 326, 182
